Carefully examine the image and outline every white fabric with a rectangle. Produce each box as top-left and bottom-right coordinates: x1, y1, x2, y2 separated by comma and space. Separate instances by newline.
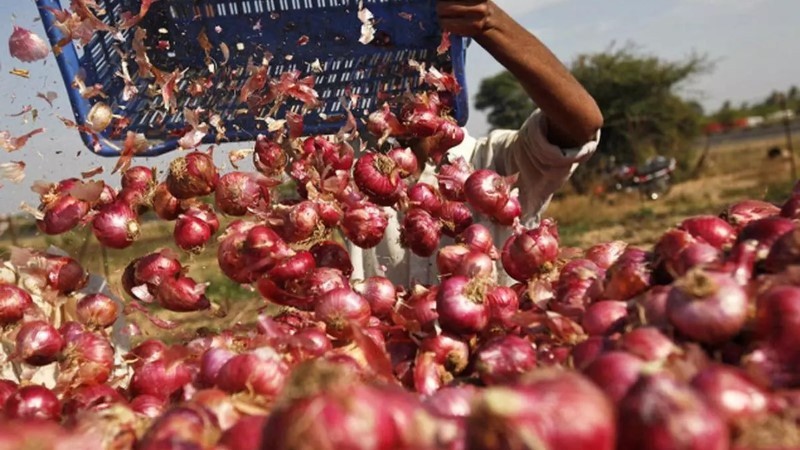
347, 109, 600, 287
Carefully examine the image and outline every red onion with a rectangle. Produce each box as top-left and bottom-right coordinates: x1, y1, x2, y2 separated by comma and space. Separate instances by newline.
173, 213, 213, 253
166, 151, 219, 199
474, 335, 537, 385
367, 103, 406, 140
155, 276, 211, 312
617, 374, 729, 450
186, 203, 220, 233
270, 201, 320, 243
138, 406, 219, 449
672, 241, 720, 277
552, 259, 604, 318
8, 26, 49, 62
121, 166, 154, 191
436, 275, 489, 334
636, 285, 671, 329
188, 388, 241, 431
735, 216, 794, 256
37, 194, 90, 235
152, 182, 183, 221
4, 385, 60, 421
781, 194, 800, 218
216, 348, 288, 396
467, 370, 615, 450
291, 328, 333, 359
133, 250, 183, 292
438, 201, 474, 238
571, 336, 614, 371
215, 171, 271, 216
450, 251, 494, 280
764, 228, 800, 273
306, 137, 355, 171
0, 283, 31, 325
62, 384, 125, 417
654, 229, 696, 279
92, 200, 140, 249
0, 380, 17, 411
16, 320, 64, 366
501, 219, 560, 282
679, 215, 736, 249
218, 415, 267, 450
217, 222, 290, 284
581, 300, 629, 336
667, 269, 747, 344
352, 277, 396, 318
585, 241, 628, 270
407, 182, 443, 215
723, 199, 780, 229
424, 384, 477, 419
300, 268, 346, 302
386, 147, 417, 177
61, 331, 115, 386
314, 288, 371, 339
313, 197, 343, 227
402, 92, 444, 136
584, 351, 644, 404
755, 285, 800, 357
130, 395, 167, 418
486, 285, 519, 330
492, 195, 522, 226
456, 224, 498, 258
436, 244, 472, 277
310, 240, 353, 278
76, 293, 118, 328
602, 247, 652, 300
117, 186, 150, 214
620, 327, 677, 362
353, 152, 403, 206
341, 202, 388, 248
198, 348, 237, 388
437, 157, 473, 201
691, 364, 769, 423
414, 334, 470, 395
267, 251, 316, 287
127, 339, 168, 368
253, 134, 287, 177
397, 285, 439, 332
464, 169, 516, 217
129, 359, 192, 399
400, 208, 442, 257
41, 254, 88, 294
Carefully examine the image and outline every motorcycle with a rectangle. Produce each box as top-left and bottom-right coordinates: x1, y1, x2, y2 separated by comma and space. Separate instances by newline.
607, 155, 677, 200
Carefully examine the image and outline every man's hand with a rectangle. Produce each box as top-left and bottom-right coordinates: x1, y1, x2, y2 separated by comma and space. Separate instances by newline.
436, 0, 497, 38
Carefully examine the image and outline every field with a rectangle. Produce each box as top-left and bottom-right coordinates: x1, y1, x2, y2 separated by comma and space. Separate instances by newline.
0, 131, 797, 340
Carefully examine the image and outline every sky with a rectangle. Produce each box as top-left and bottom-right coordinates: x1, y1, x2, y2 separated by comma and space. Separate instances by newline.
0, 0, 798, 215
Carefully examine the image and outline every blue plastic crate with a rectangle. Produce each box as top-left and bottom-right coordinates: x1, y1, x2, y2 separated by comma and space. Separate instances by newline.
36, 0, 469, 157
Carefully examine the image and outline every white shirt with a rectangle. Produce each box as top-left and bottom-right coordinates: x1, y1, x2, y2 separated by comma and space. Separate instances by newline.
347, 110, 600, 286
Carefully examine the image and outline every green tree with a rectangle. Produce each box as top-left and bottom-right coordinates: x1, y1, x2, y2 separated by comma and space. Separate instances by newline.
475, 45, 711, 193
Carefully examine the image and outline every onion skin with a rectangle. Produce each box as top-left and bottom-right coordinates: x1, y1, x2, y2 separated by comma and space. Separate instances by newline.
438, 200, 474, 238
437, 157, 472, 202
8, 26, 50, 62
723, 199, 780, 229
414, 334, 470, 395
617, 374, 729, 450
667, 269, 748, 345
0, 283, 32, 325
474, 335, 537, 385
467, 370, 616, 450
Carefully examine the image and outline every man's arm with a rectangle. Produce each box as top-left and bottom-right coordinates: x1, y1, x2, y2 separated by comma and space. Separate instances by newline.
437, 1, 603, 148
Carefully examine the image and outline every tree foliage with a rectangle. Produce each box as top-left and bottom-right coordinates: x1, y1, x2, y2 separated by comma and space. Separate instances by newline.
474, 45, 711, 192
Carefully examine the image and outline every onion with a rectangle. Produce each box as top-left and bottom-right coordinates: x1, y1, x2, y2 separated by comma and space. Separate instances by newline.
217, 222, 291, 284
581, 301, 629, 336
414, 334, 470, 395
127, 339, 168, 368
198, 348, 237, 388
267, 251, 316, 287
174, 213, 213, 253
133, 250, 183, 293
723, 199, 780, 229
464, 169, 516, 217
61, 384, 125, 417
654, 229, 696, 280
76, 293, 119, 329
453, 250, 495, 279
0, 380, 17, 411
400, 208, 442, 257
341, 202, 388, 249
620, 327, 677, 362
61, 331, 115, 386
571, 336, 614, 371
218, 415, 267, 450
215, 171, 271, 216
436, 275, 489, 334
474, 335, 536, 385
764, 228, 800, 273
367, 103, 406, 141
552, 259, 604, 318
501, 219, 560, 282
691, 364, 769, 423
8, 26, 49, 62
406, 182, 443, 215
16, 320, 64, 366
492, 195, 522, 226
304, 137, 354, 171
216, 348, 288, 396
138, 406, 219, 449
735, 216, 795, 257
42, 253, 88, 294
667, 269, 748, 344
130, 395, 167, 418
436, 244, 471, 277
602, 247, 652, 300
155, 276, 211, 312
253, 134, 287, 177
166, 151, 219, 199
424, 384, 477, 419
679, 215, 736, 249
352, 277, 396, 319
438, 200, 474, 237
4, 385, 60, 421
310, 240, 353, 278
270, 201, 320, 243
121, 166, 154, 191
586, 241, 628, 269
635, 285, 671, 329
314, 197, 344, 227
402, 92, 444, 137
314, 288, 371, 340
486, 285, 519, 330
37, 194, 90, 235
0, 283, 32, 325
617, 374, 729, 450
129, 359, 192, 399
152, 182, 183, 221
672, 241, 720, 277
781, 194, 800, 219
437, 157, 473, 201
92, 200, 140, 249
353, 152, 403, 206
467, 370, 615, 450
754, 285, 800, 358
584, 351, 644, 404
387, 147, 418, 178
397, 285, 439, 332
456, 224, 498, 258
117, 186, 150, 215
